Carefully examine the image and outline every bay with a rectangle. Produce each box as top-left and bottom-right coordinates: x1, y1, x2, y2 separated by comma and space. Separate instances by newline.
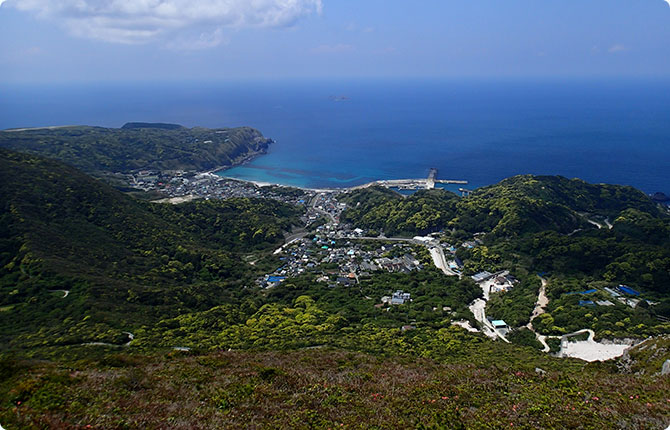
1, 78, 669, 193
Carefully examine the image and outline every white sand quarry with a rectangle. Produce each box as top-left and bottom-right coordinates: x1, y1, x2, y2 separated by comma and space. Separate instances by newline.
559, 330, 632, 362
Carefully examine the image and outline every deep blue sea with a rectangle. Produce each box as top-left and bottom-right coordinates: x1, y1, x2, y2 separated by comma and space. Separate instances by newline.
1, 79, 669, 193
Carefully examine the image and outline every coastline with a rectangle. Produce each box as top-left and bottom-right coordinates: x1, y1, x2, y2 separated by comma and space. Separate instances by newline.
214, 174, 345, 193
203, 142, 271, 177
207, 146, 358, 193
208, 147, 468, 194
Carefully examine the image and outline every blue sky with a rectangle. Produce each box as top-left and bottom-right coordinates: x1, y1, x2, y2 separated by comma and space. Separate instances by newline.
1, 0, 670, 82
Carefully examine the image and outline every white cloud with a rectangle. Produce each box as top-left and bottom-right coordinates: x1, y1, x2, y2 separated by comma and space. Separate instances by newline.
664, 0, 670, 7
1, 0, 322, 45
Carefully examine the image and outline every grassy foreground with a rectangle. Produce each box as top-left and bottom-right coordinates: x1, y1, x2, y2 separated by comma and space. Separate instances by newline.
1, 348, 668, 430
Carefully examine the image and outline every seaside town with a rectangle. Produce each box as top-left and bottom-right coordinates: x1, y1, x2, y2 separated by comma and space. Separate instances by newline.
130, 169, 520, 337
124, 167, 661, 362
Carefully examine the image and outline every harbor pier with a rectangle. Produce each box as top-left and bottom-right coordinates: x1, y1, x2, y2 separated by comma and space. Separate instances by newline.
371, 168, 468, 190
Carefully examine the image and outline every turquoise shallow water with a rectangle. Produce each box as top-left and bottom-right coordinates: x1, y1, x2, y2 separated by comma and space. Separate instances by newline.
1, 78, 669, 193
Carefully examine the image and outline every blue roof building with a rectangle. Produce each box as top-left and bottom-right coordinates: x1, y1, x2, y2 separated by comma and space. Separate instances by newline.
491, 320, 508, 328
618, 285, 640, 296
565, 289, 598, 295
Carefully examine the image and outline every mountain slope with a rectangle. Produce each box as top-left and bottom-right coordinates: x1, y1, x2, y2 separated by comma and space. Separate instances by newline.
341, 175, 663, 238
0, 149, 300, 349
458, 175, 661, 237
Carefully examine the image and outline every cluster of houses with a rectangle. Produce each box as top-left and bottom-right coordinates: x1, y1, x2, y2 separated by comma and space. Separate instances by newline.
312, 192, 345, 223
373, 255, 422, 273
130, 170, 310, 205
568, 284, 650, 308
258, 236, 425, 289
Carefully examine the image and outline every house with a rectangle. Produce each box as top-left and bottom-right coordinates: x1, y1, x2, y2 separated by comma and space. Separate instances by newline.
491, 320, 509, 336
336, 277, 353, 286
494, 275, 508, 285
618, 297, 641, 308
265, 276, 287, 288
604, 287, 621, 298
471, 271, 493, 283
579, 300, 596, 307
565, 289, 598, 296
391, 290, 411, 305
596, 300, 615, 307
618, 285, 641, 296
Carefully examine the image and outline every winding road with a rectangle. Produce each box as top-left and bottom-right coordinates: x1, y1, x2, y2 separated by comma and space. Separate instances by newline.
561, 328, 595, 344
526, 280, 632, 361
587, 217, 613, 230
82, 332, 134, 348
526, 277, 551, 352
49, 290, 70, 298
468, 278, 510, 343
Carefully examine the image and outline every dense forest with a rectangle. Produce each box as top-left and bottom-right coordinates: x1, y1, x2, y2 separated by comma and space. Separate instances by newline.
0, 123, 272, 174
340, 176, 662, 238
0, 149, 301, 351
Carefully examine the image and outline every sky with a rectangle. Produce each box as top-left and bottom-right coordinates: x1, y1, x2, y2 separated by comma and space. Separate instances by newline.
1, 0, 670, 82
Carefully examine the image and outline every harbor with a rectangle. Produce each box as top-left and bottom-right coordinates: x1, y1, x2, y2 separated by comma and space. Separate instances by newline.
354, 168, 468, 191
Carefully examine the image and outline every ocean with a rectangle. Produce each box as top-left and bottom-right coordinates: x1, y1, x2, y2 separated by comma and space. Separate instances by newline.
1, 78, 669, 193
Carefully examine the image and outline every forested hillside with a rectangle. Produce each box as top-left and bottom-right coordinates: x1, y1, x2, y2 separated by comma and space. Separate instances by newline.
0, 149, 300, 350
341, 176, 662, 237
0, 123, 272, 174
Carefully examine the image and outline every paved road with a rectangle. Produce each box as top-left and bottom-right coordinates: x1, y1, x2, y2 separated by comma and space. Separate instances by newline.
587, 220, 603, 229
469, 298, 509, 342
284, 228, 308, 244
81, 332, 134, 348
49, 289, 70, 298
310, 194, 337, 224
587, 218, 613, 230
561, 329, 595, 343
428, 246, 460, 277
530, 279, 549, 321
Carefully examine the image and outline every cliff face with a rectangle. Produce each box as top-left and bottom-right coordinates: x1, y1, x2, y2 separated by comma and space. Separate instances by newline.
0, 124, 273, 173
